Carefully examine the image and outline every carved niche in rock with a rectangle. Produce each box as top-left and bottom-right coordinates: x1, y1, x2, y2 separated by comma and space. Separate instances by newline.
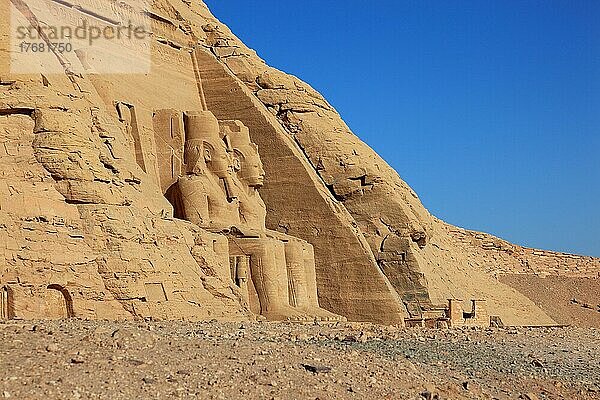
0, 286, 14, 320
45, 285, 74, 319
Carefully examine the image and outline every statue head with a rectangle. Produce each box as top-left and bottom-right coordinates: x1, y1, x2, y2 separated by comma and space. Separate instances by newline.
222, 120, 265, 188
183, 111, 231, 178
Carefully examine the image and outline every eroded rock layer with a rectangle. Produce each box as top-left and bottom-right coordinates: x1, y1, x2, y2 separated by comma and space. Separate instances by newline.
0, 0, 597, 326
0, 0, 249, 321
189, 1, 596, 326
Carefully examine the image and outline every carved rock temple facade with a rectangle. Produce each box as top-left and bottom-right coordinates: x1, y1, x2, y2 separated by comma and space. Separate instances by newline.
0, 0, 598, 326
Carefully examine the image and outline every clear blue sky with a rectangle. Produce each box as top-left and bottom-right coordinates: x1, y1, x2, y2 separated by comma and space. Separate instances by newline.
204, 0, 600, 257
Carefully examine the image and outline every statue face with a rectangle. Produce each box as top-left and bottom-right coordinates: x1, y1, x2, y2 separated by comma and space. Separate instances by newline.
234, 143, 265, 188
203, 139, 231, 178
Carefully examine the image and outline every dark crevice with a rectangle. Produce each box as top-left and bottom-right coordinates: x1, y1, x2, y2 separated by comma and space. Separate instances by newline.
64, 199, 96, 205
145, 10, 176, 26
115, 297, 147, 303
0, 108, 35, 116
125, 177, 141, 185
100, 160, 119, 174
156, 38, 184, 50
348, 174, 372, 188
325, 183, 343, 201
380, 234, 391, 252
47, 106, 69, 111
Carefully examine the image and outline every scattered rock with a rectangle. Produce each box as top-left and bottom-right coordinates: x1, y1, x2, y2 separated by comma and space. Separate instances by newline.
45, 343, 59, 352
295, 333, 310, 341
521, 393, 540, 400
0, 311, 598, 399
420, 390, 439, 400
531, 359, 544, 368
341, 335, 358, 343
301, 364, 332, 374
127, 358, 145, 366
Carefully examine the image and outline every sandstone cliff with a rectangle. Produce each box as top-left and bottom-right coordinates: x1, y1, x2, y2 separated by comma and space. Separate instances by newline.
188, 1, 596, 326
0, 0, 250, 321
0, 0, 597, 326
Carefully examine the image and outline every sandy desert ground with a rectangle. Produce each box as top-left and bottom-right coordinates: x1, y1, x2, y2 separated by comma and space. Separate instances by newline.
1, 320, 599, 399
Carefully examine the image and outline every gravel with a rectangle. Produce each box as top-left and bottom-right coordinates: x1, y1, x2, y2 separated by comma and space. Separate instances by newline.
1, 320, 598, 399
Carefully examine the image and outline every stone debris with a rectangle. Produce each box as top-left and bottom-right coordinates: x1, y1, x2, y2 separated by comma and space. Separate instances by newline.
45, 343, 59, 353
0, 320, 598, 399
301, 364, 332, 374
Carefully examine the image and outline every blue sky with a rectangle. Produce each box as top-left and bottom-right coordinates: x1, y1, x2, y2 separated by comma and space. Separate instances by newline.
204, 0, 600, 257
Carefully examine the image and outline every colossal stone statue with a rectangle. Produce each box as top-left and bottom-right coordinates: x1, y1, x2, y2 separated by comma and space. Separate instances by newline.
170, 110, 239, 231
223, 120, 344, 322
171, 111, 343, 322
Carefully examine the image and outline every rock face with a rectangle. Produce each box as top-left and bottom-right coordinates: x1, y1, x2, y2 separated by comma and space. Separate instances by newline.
0, 0, 597, 326
0, 0, 249, 321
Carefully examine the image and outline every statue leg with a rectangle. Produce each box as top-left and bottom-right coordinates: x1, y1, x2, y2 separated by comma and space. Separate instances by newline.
280, 237, 346, 322
300, 241, 346, 322
284, 240, 311, 309
301, 242, 320, 309
233, 237, 309, 322
211, 233, 232, 279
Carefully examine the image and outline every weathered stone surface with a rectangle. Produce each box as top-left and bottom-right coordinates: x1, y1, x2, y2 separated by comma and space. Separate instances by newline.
0, 0, 250, 321
190, 2, 600, 326
0, 0, 597, 326
188, 3, 561, 326
193, 48, 407, 324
